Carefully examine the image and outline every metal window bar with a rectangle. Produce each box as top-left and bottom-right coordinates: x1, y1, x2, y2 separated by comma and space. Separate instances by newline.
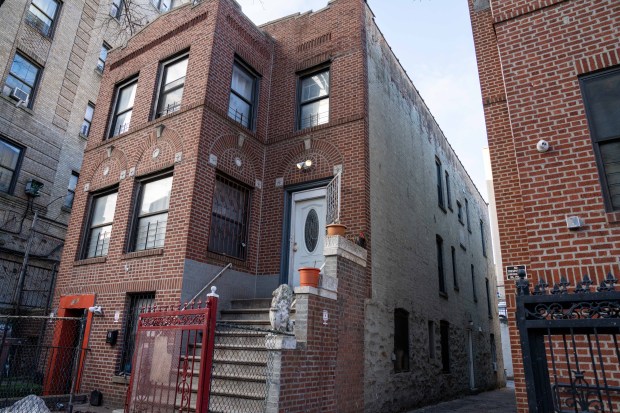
25, 11, 52, 36
326, 171, 341, 225
118, 293, 155, 376
228, 107, 249, 128
114, 121, 130, 136
208, 175, 250, 260
299, 109, 329, 129
89, 229, 111, 258
135, 219, 167, 251
0, 259, 58, 311
157, 101, 181, 118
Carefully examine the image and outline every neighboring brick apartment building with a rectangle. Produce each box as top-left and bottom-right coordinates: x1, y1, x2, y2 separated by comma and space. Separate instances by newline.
0, 0, 169, 312
54, 0, 503, 411
469, 0, 620, 412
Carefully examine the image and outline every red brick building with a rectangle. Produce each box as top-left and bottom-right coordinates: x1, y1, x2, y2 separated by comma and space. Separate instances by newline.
53, 0, 502, 411
469, 0, 620, 412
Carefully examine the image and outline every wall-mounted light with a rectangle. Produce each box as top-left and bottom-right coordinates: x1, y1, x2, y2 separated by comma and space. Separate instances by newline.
25, 179, 43, 197
296, 159, 312, 170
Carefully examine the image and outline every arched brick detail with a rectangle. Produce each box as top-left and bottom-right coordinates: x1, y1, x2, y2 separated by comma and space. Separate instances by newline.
134, 128, 184, 176
279, 138, 343, 185
209, 134, 263, 186
85, 147, 128, 191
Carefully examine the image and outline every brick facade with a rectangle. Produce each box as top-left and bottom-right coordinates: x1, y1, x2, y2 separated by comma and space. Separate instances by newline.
54, 0, 502, 409
468, 0, 620, 411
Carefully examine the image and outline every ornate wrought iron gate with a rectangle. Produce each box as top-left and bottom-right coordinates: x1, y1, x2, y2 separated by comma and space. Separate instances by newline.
125, 293, 218, 413
516, 271, 619, 413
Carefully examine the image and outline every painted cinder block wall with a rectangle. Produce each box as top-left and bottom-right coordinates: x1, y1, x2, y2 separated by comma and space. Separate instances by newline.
468, 0, 620, 411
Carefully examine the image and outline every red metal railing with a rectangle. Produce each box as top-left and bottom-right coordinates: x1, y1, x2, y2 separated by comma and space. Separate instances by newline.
125, 294, 218, 412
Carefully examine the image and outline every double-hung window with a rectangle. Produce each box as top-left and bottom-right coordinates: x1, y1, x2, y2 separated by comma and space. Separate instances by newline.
132, 175, 172, 251
436, 235, 446, 294
97, 43, 110, 73
109, 78, 137, 138
208, 174, 250, 260
26, 0, 60, 37
155, 54, 188, 118
298, 67, 329, 129
64, 171, 79, 209
3, 52, 41, 108
228, 61, 257, 129
110, 0, 122, 19
580, 67, 620, 211
81, 102, 95, 137
0, 137, 24, 194
85, 190, 117, 258
151, 0, 171, 12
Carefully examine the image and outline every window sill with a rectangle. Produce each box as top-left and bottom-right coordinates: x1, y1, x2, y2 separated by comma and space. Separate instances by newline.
74, 256, 107, 266
460, 243, 466, 251
454, 286, 459, 292
0, 94, 34, 115
94, 68, 103, 76
61, 206, 72, 213
448, 206, 453, 212
439, 291, 448, 299
438, 204, 447, 214
111, 375, 130, 385
458, 220, 464, 225
122, 248, 164, 260
78, 132, 89, 140
205, 251, 248, 269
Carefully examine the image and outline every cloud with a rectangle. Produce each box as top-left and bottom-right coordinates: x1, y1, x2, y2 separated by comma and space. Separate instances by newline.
235, 0, 329, 25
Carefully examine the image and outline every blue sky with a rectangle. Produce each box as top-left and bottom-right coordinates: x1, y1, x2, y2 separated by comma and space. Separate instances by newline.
236, 0, 488, 201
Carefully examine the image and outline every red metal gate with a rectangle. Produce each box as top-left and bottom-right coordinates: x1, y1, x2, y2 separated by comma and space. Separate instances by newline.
125, 294, 218, 413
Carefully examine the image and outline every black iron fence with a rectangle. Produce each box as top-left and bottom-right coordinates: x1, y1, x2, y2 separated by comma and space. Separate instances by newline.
0, 314, 88, 410
0, 258, 57, 313
516, 271, 620, 413
209, 322, 291, 413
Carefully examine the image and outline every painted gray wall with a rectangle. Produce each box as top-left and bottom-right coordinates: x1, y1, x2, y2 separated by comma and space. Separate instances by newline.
364, 6, 504, 412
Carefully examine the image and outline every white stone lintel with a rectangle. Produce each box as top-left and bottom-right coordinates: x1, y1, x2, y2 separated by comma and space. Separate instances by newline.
294, 286, 337, 301
323, 235, 367, 267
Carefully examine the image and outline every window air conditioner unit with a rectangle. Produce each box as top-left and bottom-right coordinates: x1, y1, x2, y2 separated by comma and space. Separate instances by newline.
25, 179, 44, 197
11, 87, 29, 103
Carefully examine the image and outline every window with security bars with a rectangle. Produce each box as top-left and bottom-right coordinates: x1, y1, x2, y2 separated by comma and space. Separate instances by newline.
118, 292, 155, 375
208, 174, 250, 260
228, 60, 258, 129
84, 190, 117, 258
298, 68, 329, 129
132, 175, 172, 251
155, 53, 188, 118
26, 0, 60, 37
109, 78, 137, 137
580, 67, 620, 211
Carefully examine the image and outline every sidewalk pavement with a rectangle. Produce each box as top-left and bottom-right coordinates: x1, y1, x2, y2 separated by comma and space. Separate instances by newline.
404, 382, 516, 413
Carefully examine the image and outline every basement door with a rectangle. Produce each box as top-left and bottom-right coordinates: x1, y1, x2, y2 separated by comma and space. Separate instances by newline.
289, 188, 326, 286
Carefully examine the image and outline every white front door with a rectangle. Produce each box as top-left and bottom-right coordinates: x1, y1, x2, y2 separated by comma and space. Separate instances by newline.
289, 188, 326, 286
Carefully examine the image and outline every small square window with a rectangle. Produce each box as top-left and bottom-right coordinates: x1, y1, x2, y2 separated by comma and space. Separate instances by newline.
26, 0, 60, 37
208, 174, 250, 260
109, 78, 137, 138
0, 137, 24, 194
298, 68, 329, 129
3, 52, 41, 108
228, 60, 258, 129
81, 102, 95, 137
64, 171, 79, 209
132, 175, 173, 251
155, 54, 188, 118
84, 190, 118, 258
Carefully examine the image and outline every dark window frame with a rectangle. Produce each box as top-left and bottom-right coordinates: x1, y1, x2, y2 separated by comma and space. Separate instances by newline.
457, 200, 464, 224
451, 246, 458, 291
471, 264, 477, 303
118, 292, 155, 375
428, 320, 435, 359
82, 186, 118, 259
81, 102, 95, 137
445, 170, 452, 210
208, 173, 251, 260
465, 198, 471, 232
110, 0, 123, 19
25, 0, 61, 37
436, 158, 445, 211
480, 219, 487, 257
129, 170, 173, 252
0, 136, 25, 195
394, 308, 410, 373
97, 42, 111, 73
580, 66, 620, 212
108, 76, 138, 138
436, 235, 447, 296
485, 277, 493, 318
154, 51, 189, 119
64, 170, 79, 209
440, 320, 450, 373
297, 64, 330, 130
4, 51, 42, 109
228, 58, 259, 130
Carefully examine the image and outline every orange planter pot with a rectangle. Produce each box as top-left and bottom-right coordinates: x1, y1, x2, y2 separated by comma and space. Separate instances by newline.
298, 267, 321, 287
326, 224, 347, 236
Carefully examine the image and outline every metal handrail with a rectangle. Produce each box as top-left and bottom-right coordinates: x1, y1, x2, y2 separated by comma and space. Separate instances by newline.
190, 263, 232, 303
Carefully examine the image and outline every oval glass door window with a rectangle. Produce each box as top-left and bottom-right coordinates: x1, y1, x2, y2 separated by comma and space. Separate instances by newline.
305, 209, 319, 252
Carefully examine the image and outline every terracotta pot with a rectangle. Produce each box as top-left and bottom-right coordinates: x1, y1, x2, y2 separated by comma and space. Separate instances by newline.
298, 267, 321, 288
326, 223, 347, 236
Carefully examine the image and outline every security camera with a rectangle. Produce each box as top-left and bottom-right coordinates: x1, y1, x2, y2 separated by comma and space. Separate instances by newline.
88, 306, 103, 316
536, 139, 550, 153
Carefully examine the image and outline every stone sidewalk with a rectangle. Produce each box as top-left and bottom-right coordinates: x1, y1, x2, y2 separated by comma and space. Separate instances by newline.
404, 383, 516, 413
